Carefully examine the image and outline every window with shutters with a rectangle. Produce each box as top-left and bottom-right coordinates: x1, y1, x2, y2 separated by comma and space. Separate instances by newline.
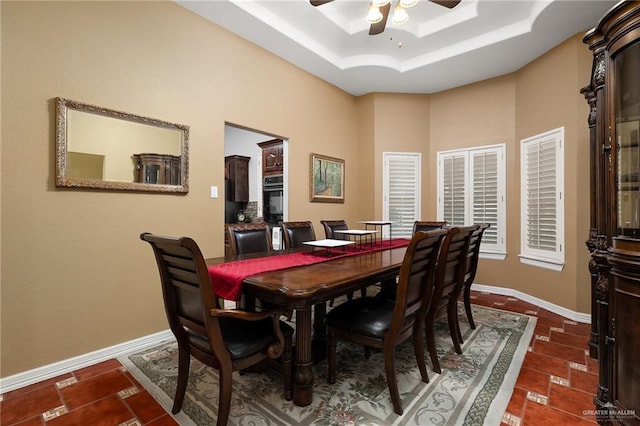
437, 144, 506, 258
520, 127, 564, 271
383, 152, 421, 238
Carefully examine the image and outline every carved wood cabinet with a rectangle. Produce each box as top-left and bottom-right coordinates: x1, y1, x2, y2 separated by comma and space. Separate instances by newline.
582, 3, 640, 424
133, 153, 181, 185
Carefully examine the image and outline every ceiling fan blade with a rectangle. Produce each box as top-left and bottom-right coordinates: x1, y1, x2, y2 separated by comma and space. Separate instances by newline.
369, 3, 391, 35
310, 0, 334, 6
429, 0, 462, 8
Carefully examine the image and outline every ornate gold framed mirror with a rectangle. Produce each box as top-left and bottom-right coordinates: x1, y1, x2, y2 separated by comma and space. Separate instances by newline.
55, 97, 189, 193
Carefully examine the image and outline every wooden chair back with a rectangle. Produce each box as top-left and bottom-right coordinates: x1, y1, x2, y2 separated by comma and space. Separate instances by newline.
412, 220, 447, 233
281, 221, 316, 249
140, 233, 228, 363
320, 220, 348, 239
226, 223, 272, 255
140, 232, 292, 425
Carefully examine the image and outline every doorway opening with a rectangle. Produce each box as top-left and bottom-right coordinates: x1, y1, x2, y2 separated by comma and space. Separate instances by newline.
224, 123, 289, 248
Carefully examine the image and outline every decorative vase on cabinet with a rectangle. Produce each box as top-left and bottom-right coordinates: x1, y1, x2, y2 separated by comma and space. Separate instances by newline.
582, 2, 640, 424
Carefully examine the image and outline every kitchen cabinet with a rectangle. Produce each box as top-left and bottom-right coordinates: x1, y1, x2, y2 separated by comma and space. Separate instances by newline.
225, 155, 250, 202
258, 139, 283, 175
582, 3, 640, 424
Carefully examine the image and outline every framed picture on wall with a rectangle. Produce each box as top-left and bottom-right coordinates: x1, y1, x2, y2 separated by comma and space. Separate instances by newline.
310, 153, 345, 203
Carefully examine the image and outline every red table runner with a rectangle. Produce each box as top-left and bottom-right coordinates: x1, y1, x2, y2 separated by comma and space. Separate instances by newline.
209, 238, 410, 300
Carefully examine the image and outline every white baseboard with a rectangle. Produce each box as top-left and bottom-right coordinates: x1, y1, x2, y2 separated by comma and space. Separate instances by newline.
0, 329, 173, 394
473, 283, 592, 324
0, 285, 591, 395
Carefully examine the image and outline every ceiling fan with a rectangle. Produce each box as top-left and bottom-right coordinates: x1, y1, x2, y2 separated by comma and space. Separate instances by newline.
310, 0, 461, 36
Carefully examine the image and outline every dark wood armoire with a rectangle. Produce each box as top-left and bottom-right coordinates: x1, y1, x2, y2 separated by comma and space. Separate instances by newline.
582, 2, 640, 424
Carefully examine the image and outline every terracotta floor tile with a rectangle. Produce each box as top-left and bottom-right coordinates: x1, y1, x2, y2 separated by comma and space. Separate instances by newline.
9, 416, 46, 426
504, 386, 528, 420
73, 359, 123, 382
586, 356, 599, 375
1, 373, 73, 401
523, 400, 596, 425
570, 369, 598, 395
123, 390, 167, 423
533, 312, 566, 330
58, 369, 133, 410
522, 351, 570, 378
532, 322, 552, 339
0, 384, 63, 425
563, 321, 592, 337
504, 299, 540, 313
549, 330, 590, 350
531, 340, 588, 365
46, 394, 133, 426
548, 383, 597, 420
515, 367, 550, 396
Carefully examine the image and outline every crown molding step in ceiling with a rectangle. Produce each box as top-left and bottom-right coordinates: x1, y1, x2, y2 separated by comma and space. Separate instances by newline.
176, 0, 618, 95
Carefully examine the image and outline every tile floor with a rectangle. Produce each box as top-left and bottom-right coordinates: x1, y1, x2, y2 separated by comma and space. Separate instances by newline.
1, 291, 599, 426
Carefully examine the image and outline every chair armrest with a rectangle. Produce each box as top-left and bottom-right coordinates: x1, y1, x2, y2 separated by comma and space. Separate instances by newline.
209, 307, 286, 359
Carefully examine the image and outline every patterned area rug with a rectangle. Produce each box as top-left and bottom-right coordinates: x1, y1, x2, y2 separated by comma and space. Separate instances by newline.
119, 303, 535, 426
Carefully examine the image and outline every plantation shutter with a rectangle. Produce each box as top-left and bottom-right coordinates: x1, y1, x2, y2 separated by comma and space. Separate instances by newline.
437, 144, 506, 257
383, 153, 421, 238
441, 153, 467, 226
524, 137, 558, 252
471, 149, 499, 246
520, 127, 564, 270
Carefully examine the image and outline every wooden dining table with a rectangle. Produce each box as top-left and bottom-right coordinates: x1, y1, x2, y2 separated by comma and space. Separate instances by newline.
206, 244, 408, 407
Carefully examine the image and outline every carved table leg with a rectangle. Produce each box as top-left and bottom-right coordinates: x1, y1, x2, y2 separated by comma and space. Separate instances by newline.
293, 306, 314, 406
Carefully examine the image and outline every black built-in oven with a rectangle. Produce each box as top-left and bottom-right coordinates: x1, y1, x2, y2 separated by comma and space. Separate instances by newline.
263, 175, 283, 225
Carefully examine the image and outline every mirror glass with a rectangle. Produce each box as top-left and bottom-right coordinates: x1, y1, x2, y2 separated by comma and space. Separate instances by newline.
55, 97, 189, 192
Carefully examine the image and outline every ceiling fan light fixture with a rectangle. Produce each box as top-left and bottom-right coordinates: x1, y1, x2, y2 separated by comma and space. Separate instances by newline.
399, 0, 419, 8
392, 2, 409, 24
366, 3, 383, 24
372, 0, 391, 7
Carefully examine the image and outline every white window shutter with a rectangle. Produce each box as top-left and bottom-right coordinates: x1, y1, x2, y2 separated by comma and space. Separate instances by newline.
441, 153, 467, 226
383, 153, 421, 238
438, 144, 506, 257
470, 147, 503, 251
520, 127, 564, 270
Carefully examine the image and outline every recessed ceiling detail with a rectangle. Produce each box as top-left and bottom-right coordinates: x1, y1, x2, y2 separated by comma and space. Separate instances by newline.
177, 0, 618, 95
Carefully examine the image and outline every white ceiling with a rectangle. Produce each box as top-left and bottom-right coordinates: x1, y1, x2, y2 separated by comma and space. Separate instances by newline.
176, 0, 617, 96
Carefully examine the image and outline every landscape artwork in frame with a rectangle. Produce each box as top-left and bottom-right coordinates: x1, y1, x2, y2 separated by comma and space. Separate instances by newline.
310, 153, 345, 203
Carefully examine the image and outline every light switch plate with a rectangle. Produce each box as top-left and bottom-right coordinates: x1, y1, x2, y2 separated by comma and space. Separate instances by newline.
210, 186, 218, 198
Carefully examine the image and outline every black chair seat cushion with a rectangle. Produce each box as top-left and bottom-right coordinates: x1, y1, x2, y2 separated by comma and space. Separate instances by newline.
188, 318, 293, 360
326, 297, 415, 339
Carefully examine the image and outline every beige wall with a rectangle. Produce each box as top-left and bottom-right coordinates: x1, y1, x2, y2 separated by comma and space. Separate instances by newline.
0, 1, 359, 376
1, 1, 594, 378
426, 34, 592, 312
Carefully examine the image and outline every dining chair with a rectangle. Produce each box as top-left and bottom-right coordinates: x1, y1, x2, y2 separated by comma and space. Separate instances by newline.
225, 223, 291, 317
425, 225, 477, 374
413, 220, 448, 233
326, 228, 447, 415
139, 233, 293, 426
458, 223, 490, 342
281, 221, 316, 249
320, 219, 348, 240
226, 222, 272, 255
